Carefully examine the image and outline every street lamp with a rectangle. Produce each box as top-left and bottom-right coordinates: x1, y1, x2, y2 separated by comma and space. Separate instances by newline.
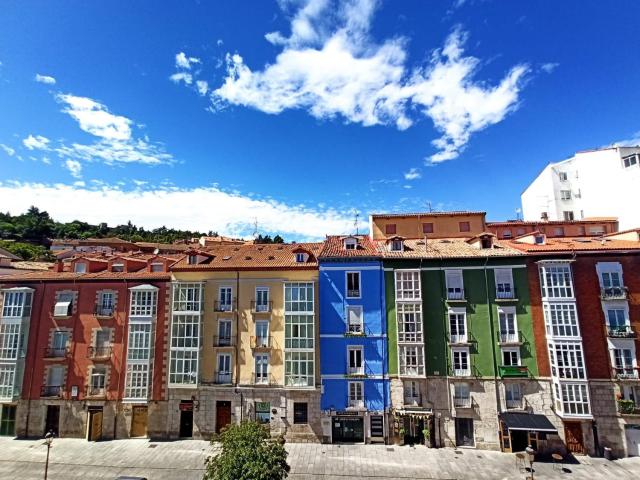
43, 430, 53, 480
525, 444, 536, 480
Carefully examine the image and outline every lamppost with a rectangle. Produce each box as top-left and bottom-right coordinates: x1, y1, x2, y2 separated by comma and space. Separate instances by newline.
43, 431, 53, 480
525, 444, 536, 480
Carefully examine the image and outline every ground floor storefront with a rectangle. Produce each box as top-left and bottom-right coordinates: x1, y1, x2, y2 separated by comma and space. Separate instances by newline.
320, 410, 387, 444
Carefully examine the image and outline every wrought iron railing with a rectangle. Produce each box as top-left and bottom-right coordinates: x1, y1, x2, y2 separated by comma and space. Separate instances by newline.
93, 304, 114, 317
40, 385, 63, 398
213, 335, 235, 347
607, 325, 636, 338
44, 347, 69, 359
250, 300, 272, 313
214, 372, 233, 384
250, 336, 272, 349
214, 299, 236, 312
600, 286, 628, 300
87, 346, 112, 359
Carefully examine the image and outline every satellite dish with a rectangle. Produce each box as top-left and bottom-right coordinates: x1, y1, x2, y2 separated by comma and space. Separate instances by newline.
153, 248, 159, 255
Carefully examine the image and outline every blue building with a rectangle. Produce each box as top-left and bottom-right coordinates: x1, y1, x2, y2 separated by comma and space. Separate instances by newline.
319, 235, 389, 443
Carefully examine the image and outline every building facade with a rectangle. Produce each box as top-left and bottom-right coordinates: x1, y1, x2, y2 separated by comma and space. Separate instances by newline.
318, 235, 389, 444
521, 146, 640, 230
487, 218, 619, 240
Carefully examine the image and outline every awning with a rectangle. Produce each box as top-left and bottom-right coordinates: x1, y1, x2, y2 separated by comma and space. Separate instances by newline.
500, 413, 558, 433
394, 407, 433, 417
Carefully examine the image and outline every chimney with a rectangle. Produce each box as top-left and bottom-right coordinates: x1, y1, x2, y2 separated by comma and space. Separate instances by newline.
54, 260, 64, 273
541, 212, 549, 221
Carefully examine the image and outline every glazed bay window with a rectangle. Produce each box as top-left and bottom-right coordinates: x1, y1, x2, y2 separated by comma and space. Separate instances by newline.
284, 282, 314, 312
539, 264, 574, 299
348, 381, 364, 408
130, 288, 157, 317
169, 315, 200, 386
549, 342, 585, 379
285, 315, 314, 349
346, 306, 363, 334
347, 346, 364, 375
0, 365, 16, 400
124, 322, 152, 399
124, 363, 149, 399
399, 345, 424, 376
448, 310, 467, 344
285, 351, 314, 387
452, 348, 470, 376
560, 383, 590, 415
397, 303, 422, 342
172, 283, 202, 313
0, 323, 21, 360
544, 303, 579, 337
395, 271, 421, 300
1, 289, 33, 318
346, 272, 361, 298
499, 307, 518, 343
127, 323, 152, 360
284, 282, 315, 387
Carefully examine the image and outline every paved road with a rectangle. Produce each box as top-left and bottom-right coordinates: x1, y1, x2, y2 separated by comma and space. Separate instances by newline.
0, 437, 639, 479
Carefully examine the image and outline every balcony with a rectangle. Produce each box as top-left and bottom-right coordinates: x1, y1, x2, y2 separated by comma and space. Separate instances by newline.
93, 304, 114, 318
506, 397, 524, 410
85, 385, 106, 398
213, 336, 235, 347
448, 334, 470, 346
44, 347, 69, 360
498, 332, 522, 345
495, 288, 518, 302
614, 367, 640, 380
601, 286, 629, 300
607, 325, 636, 338
446, 290, 466, 303
453, 396, 472, 408
347, 289, 361, 298
346, 366, 366, 377
348, 398, 365, 409
214, 372, 233, 385
40, 385, 63, 398
404, 395, 422, 406
251, 300, 272, 314
250, 336, 272, 350
452, 368, 471, 377
499, 365, 529, 378
618, 399, 640, 415
87, 346, 112, 360
252, 373, 276, 386
214, 300, 236, 312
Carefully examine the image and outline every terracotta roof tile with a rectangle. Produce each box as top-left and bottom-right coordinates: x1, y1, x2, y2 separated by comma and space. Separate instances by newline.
371, 211, 485, 219
506, 237, 640, 253
374, 238, 523, 259
320, 236, 379, 258
0, 270, 170, 282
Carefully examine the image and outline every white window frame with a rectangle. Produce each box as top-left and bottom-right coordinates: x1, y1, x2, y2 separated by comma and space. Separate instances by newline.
397, 303, 423, 343
452, 347, 470, 377
445, 270, 464, 300
129, 287, 158, 317
217, 319, 232, 345
560, 190, 571, 200
124, 363, 149, 400
295, 252, 307, 263
218, 286, 233, 311
495, 268, 514, 299
448, 308, 467, 344
539, 263, 574, 299
255, 287, 270, 312
548, 341, 586, 379
172, 283, 203, 313
217, 353, 232, 384
168, 314, 200, 386
0, 323, 21, 360
404, 380, 420, 405
559, 383, 590, 416
255, 320, 269, 347
596, 262, 625, 290
346, 305, 363, 334
623, 154, 639, 168
89, 366, 106, 395
348, 381, 364, 408
453, 382, 471, 408
112, 263, 125, 272
98, 291, 114, 316
150, 262, 164, 272
284, 282, 315, 388
0, 364, 16, 400
563, 211, 575, 221
544, 303, 580, 338
74, 262, 87, 273
501, 347, 521, 366
399, 345, 425, 376
53, 292, 74, 318
1, 289, 33, 319
255, 353, 269, 384
389, 238, 404, 252
395, 270, 421, 300
505, 383, 523, 409
343, 238, 357, 250
558, 171, 568, 181
345, 271, 361, 299
498, 306, 518, 343
347, 346, 364, 375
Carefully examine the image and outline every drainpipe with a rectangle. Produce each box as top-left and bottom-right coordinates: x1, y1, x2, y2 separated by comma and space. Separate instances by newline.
439, 254, 450, 449
483, 255, 501, 417
379, 258, 388, 442
113, 279, 128, 440
234, 270, 241, 421
25, 280, 46, 438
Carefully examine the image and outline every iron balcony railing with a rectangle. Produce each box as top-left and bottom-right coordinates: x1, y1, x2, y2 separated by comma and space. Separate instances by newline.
347, 289, 361, 298
44, 347, 69, 359
87, 346, 112, 359
403, 394, 422, 406
347, 366, 365, 376
85, 385, 106, 398
614, 367, 640, 380
498, 332, 521, 344
251, 336, 272, 349
213, 335, 235, 347
496, 288, 517, 300
252, 372, 276, 386
251, 300, 272, 313
446, 290, 466, 301
348, 398, 365, 409
214, 299, 236, 312
617, 399, 640, 415
600, 286, 629, 300
506, 398, 524, 410
214, 372, 233, 384
452, 368, 471, 377
41, 385, 63, 398
453, 396, 472, 408
607, 325, 636, 338
93, 304, 114, 317
448, 333, 469, 345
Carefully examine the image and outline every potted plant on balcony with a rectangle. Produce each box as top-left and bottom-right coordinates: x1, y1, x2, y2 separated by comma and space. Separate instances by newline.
618, 399, 636, 415
422, 428, 431, 447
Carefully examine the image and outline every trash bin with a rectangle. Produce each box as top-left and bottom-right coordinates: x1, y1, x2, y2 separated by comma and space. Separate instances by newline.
604, 447, 613, 460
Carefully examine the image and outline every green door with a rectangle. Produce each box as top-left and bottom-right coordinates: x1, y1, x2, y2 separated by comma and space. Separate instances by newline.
0, 405, 16, 436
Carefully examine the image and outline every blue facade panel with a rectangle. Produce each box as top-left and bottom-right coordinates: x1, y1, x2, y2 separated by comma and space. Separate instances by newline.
319, 260, 390, 412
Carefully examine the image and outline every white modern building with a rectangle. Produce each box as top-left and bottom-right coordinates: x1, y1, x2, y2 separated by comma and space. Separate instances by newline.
521, 146, 640, 230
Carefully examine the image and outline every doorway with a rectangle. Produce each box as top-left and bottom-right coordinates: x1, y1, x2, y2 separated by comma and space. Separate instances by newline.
625, 425, 640, 456
87, 408, 103, 441
215, 401, 231, 434
45, 405, 60, 437
370, 415, 384, 441
179, 401, 194, 437
510, 430, 528, 452
131, 406, 148, 438
0, 405, 16, 436
564, 422, 585, 454
455, 418, 474, 447
332, 416, 364, 443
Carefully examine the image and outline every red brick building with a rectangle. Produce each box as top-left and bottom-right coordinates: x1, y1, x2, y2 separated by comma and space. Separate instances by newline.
0, 253, 173, 440
488, 218, 618, 240
508, 233, 640, 457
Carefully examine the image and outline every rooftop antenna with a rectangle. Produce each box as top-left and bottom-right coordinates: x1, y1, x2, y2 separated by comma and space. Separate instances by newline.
353, 211, 360, 235
427, 201, 433, 213
252, 217, 259, 239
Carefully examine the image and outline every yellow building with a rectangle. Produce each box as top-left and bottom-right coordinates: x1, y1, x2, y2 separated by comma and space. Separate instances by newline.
165, 243, 322, 441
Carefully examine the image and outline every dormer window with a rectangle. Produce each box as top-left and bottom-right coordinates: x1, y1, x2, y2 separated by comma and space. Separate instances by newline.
74, 263, 87, 273
344, 238, 358, 250
481, 236, 493, 249
188, 255, 198, 265
295, 253, 307, 263
150, 263, 163, 272
390, 238, 404, 252
534, 234, 545, 245
112, 263, 124, 273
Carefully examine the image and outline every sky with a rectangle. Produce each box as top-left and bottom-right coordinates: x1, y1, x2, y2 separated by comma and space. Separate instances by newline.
1, 0, 639, 240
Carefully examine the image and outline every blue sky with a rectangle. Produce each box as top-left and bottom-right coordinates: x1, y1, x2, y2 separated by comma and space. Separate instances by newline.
1, 0, 639, 240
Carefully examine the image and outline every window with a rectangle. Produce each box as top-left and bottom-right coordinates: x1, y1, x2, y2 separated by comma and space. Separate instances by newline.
255, 354, 269, 384
348, 381, 364, 408
445, 270, 464, 300
173, 283, 202, 312
560, 383, 590, 415
397, 303, 422, 342
285, 351, 314, 387
95, 329, 111, 356
453, 383, 470, 408
505, 383, 523, 409
346, 306, 363, 334
218, 287, 233, 311
452, 348, 470, 376
89, 366, 106, 396
459, 221, 470, 232
0, 365, 16, 399
346, 272, 361, 298
187, 255, 198, 265
623, 154, 638, 168
544, 303, 579, 337
390, 238, 404, 252
130, 289, 157, 317
112, 263, 125, 272
613, 348, 636, 376
560, 190, 571, 200
169, 314, 200, 385
607, 308, 628, 333
502, 348, 520, 366
150, 263, 163, 272
284, 283, 314, 312
124, 363, 149, 399
597, 263, 625, 296
534, 234, 545, 244
539, 264, 574, 299
395, 271, 421, 300
404, 380, 420, 404
554, 227, 565, 236
74, 262, 87, 273
0, 323, 21, 360
494, 268, 514, 299
217, 319, 232, 345
255, 321, 269, 347
549, 342, 585, 379
295, 252, 306, 263
563, 211, 574, 221
127, 323, 151, 360
97, 292, 114, 316
502, 229, 512, 239
348, 346, 364, 375
293, 402, 308, 424
422, 223, 434, 234
216, 353, 232, 383
47, 365, 64, 387
499, 308, 518, 343
1, 290, 32, 318
255, 402, 270, 424
285, 315, 314, 349
53, 292, 74, 317
559, 171, 568, 181
344, 238, 357, 250
255, 287, 269, 312
51, 330, 69, 356
399, 345, 424, 376
385, 224, 397, 235
449, 310, 467, 344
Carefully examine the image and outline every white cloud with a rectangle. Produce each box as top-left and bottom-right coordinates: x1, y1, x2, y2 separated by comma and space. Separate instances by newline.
612, 131, 640, 147
22, 134, 50, 150
170, 72, 193, 85
0, 181, 364, 240
404, 167, 421, 180
64, 159, 82, 178
35, 73, 56, 85
216, 39, 224, 47
210, 0, 528, 163
41, 156, 51, 165
57, 94, 132, 141
0, 144, 15, 156
175, 52, 201, 69
540, 62, 559, 74
196, 80, 209, 96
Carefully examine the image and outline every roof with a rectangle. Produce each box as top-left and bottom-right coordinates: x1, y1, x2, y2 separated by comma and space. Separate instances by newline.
499, 412, 557, 433
487, 218, 618, 227
10, 261, 53, 271
0, 270, 170, 282
51, 237, 136, 246
371, 211, 486, 219
605, 227, 640, 237
134, 242, 190, 252
0, 247, 21, 261
506, 236, 640, 253
375, 238, 524, 259
170, 242, 323, 270
320, 235, 380, 258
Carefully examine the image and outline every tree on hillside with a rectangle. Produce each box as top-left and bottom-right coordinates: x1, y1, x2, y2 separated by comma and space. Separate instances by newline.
204, 421, 289, 480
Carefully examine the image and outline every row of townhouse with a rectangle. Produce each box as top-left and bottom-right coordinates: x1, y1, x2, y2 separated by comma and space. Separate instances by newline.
1, 211, 640, 458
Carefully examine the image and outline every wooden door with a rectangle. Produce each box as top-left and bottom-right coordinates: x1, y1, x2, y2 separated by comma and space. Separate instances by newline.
216, 401, 231, 434
564, 422, 584, 454
131, 406, 148, 438
89, 410, 103, 441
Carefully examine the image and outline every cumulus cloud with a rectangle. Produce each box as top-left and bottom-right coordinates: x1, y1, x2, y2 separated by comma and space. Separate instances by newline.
35, 74, 56, 85
22, 134, 50, 150
209, 0, 529, 163
0, 144, 15, 156
404, 168, 421, 180
0, 181, 364, 240
175, 52, 201, 69
170, 72, 193, 85
64, 159, 82, 178
540, 62, 559, 74
196, 80, 209, 96
57, 94, 132, 141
